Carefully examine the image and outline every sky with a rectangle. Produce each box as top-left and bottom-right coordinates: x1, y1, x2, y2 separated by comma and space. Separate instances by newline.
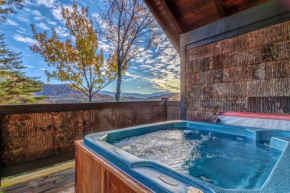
1, 0, 180, 94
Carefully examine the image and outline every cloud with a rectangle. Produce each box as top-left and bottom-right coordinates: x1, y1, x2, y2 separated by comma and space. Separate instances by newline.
39, 68, 47, 71
144, 68, 180, 92
35, 0, 55, 7
125, 71, 140, 78
13, 34, 38, 45
32, 10, 42, 17
51, 4, 73, 21
23, 7, 31, 12
127, 33, 180, 92
130, 66, 138, 70
24, 1, 34, 6
51, 6, 62, 21
123, 71, 140, 82
92, 13, 110, 30
54, 26, 69, 37
98, 40, 113, 52
25, 65, 34, 68
140, 64, 153, 69
15, 27, 28, 34
47, 20, 57, 25
134, 49, 154, 64
36, 23, 50, 30
6, 19, 18, 26
32, 10, 44, 20
17, 16, 30, 24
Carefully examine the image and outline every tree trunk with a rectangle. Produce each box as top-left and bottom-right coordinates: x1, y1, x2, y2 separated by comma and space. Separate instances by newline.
89, 93, 92, 102
0, 95, 5, 104
115, 66, 122, 101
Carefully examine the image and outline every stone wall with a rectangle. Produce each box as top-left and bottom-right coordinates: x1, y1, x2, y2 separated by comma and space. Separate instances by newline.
186, 21, 290, 121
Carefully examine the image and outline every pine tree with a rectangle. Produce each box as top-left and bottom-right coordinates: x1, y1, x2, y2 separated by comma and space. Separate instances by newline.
0, 34, 46, 104
0, 0, 24, 24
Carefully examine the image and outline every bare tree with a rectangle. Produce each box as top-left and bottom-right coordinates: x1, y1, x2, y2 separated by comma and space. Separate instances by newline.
96, 0, 160, 101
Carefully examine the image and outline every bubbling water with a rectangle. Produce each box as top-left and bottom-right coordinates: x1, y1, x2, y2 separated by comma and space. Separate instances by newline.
113, 129, 211, 174
112, 128, 281, 189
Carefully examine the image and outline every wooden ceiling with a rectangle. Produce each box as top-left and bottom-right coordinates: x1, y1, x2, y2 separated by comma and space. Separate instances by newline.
164, 0, 268, 33
144, 0, 268, 53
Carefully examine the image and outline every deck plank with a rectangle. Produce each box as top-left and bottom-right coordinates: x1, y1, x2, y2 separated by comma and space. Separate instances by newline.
0, 162, 75, 193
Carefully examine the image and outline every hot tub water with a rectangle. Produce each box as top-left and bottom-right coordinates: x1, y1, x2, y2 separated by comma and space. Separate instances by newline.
112, 129, 281, 189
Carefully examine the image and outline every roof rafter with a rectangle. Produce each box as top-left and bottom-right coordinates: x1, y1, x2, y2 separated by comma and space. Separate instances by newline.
143, 0, 182, 53
214, 0, 227, 18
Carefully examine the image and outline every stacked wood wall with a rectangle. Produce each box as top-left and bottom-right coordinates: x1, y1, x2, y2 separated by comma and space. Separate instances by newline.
186, 20, 290, 121
0, 102, 180, 167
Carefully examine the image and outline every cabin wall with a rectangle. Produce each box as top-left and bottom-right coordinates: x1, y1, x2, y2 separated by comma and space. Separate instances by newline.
185, 20, 290, 122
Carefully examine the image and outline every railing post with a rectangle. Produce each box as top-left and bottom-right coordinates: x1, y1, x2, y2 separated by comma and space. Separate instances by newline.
161, 97, 169, 120
161, 97, 169, 101
0, 114, 2, 187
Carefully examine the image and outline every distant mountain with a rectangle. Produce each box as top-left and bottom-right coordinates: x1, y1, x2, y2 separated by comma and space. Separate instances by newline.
146, 93, 180, 101
36, 84, 180, 103
35, 84, 114, 103
99, 90, 175, 99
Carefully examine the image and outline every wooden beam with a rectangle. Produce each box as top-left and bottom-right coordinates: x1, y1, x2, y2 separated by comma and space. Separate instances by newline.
0, 101, 181, 115
214, 0, 226, 18
161, 0, 184, 33
166, 101, 181, 106
1, 152, 75, 178
183, 0, 290, 50
143, 0, 181, 54
180, 35, 186, 120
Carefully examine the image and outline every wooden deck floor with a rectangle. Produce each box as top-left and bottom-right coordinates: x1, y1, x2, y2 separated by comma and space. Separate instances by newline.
0, 161, 75, 193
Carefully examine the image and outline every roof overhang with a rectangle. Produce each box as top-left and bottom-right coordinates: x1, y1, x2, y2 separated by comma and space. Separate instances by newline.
144, 0, 270, 54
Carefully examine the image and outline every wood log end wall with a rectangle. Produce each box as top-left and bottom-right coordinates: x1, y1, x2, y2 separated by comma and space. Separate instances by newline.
0, 102, 180, 168
186, 20, 290, 122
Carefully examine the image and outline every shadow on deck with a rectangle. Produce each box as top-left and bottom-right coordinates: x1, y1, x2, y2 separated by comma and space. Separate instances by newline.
0, 161, 75, 193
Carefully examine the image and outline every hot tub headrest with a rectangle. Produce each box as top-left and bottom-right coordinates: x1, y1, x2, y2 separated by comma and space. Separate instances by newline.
217, 112, 290, 131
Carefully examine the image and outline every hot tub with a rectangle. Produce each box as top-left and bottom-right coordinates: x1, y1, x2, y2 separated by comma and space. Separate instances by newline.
83, 120, 290, 193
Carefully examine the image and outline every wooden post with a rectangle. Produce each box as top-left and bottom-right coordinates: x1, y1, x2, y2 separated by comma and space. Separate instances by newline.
161, 97, 169, 101
180, 34, 187, 120
162, 97, 169, 120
